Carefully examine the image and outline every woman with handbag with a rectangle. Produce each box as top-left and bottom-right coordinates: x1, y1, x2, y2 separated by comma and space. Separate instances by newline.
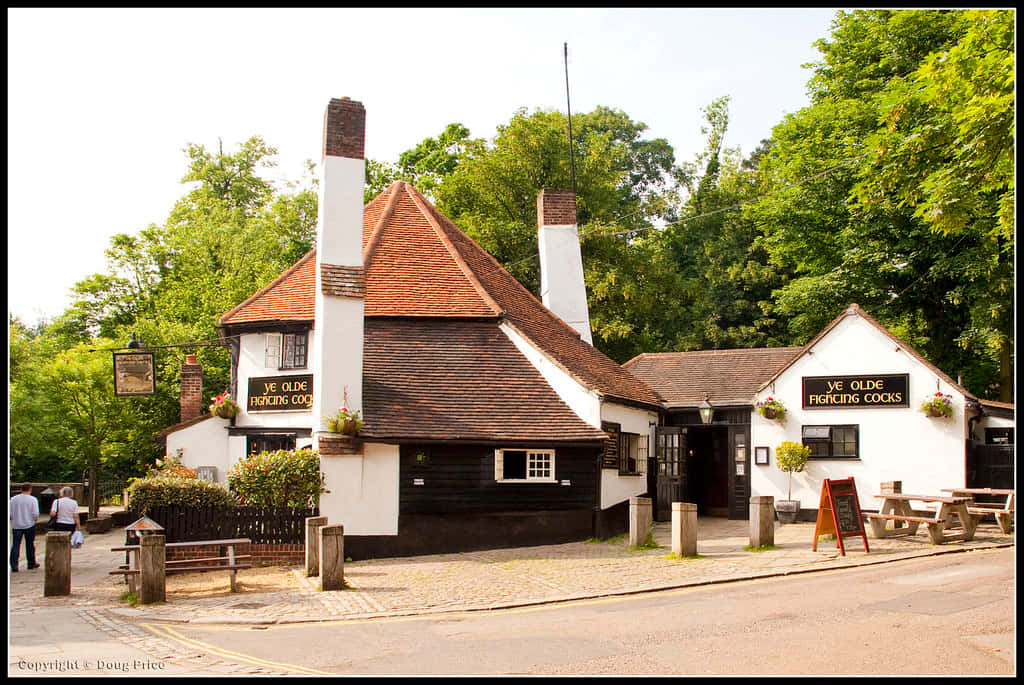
49, 487, 81, 535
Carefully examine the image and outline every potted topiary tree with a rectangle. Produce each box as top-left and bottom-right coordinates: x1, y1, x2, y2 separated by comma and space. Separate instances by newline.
774, 440, 810, 524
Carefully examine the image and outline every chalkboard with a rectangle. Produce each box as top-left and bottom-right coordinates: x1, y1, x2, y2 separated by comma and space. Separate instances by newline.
812, 477, 869, 555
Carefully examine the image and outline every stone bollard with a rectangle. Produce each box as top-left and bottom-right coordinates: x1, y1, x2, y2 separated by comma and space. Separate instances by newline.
319, 525, 346, 591
750, 496, 775, 548
44, 532, 72, 597
671, 502, 698, 557
139, 534, 166, 604
629, 497, 653, 548
305, 516, 328, 577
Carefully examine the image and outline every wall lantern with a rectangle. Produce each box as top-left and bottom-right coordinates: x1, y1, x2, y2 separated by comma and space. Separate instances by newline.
127, 332, 142, 349
698, 393, 714, 425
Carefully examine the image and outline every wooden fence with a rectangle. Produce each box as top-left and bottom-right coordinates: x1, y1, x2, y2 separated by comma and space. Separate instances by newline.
133, 505, 318, 544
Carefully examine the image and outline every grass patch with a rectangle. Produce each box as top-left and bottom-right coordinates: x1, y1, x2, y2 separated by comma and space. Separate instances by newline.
629, 533, 661, 552
586, 533, 625, 544
743, 543, 780, 553
663, 552, 704, 561
119, 590, 138, 606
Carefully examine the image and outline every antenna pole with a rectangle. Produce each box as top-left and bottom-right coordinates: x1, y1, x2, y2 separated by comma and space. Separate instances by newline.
564, 42, 577, 196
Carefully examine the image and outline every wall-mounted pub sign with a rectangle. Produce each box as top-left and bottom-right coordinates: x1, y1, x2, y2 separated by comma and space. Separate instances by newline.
247, 374, 314, 412
802, 374, 909, 409
113, 352, 155, 396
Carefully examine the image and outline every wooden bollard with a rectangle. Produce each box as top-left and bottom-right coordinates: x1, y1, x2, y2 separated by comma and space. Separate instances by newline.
44, 532, 71, 597
629, 497, 653, 547
305, 516, 328, 577
671, 502, 698, 557
139, 534, 166, 604
319, 524, 345, 591
749, 496, 775, 548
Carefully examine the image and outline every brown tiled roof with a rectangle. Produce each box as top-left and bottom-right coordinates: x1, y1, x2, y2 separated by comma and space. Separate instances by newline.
623, 347, 802, 408
220, 181, 661, 409
361, 319, 607, 442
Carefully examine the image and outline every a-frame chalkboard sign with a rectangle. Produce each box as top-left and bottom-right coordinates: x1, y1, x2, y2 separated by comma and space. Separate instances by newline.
812, 477, 869, 555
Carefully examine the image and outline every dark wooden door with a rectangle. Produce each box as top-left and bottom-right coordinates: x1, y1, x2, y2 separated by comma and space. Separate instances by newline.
655, 427, 687, 521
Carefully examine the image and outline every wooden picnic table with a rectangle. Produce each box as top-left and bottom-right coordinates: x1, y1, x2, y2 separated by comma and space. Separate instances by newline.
941, 488, 1014, 534
863, 494, 978, 544
110, 537, 252, 593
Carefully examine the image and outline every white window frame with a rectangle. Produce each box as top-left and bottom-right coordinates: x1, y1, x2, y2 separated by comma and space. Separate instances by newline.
494, 448, 556, 483
265, 331, 308, 370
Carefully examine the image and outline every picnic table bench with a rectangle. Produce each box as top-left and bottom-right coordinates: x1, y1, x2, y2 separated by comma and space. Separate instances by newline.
110, 537, 252, 593
864, 494, 978, 544
941, 488, 1014, 534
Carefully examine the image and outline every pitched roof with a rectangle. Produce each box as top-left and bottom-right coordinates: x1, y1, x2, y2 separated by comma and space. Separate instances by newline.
220, 181, 661, 409
361, 319, 607, 442
758, 303, 980, 401
623, 347, 802, 408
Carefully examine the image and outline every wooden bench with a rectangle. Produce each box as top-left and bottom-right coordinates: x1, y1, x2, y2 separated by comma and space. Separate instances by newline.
111, 538, 252, 593
941, 488, 1014, 534
868, 494, 978, 544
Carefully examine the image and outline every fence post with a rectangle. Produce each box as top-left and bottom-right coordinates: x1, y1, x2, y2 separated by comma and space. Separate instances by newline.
629, 496, 653, 547
139, 534, 166, 604
44, 532, 72, 597
671, 502, 698, 557
319, 525, 345, 591
749, 496, 775, 548
305, 516, 328, 577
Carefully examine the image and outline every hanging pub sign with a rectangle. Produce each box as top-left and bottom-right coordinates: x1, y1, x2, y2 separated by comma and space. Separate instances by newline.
247, 374, 314, 412
113, 352, 156, 396
812, 477, 869, 555
802, 374, 909, 409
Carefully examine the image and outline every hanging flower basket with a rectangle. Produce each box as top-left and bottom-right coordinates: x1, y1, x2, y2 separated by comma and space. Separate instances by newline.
326, 406, 363, 435
755, 397, 786, 420
209, 392, 241, 419
920, 392, 953, 419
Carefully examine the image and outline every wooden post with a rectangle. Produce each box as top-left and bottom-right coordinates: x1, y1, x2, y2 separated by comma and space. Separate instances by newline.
319, 524, 345, 591
671, 502, 698, 557
750, 496, 775, 548
43, 532, 71, 597
305, 516, 328, 577
629, 497, 653, 548
139, 534, 166, 604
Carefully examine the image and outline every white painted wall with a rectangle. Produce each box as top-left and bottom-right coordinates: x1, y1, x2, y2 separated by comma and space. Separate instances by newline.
538, 223, 592, 344
599, 402, 657, 508
750, 314, 969, 512
318, 442, 400, 535
235, 330, 316, 430
167, 417, 232, 485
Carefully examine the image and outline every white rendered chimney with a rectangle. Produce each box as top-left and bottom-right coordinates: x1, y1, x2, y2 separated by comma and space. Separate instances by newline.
537, 189, 592, 344
311, 98, 366, 434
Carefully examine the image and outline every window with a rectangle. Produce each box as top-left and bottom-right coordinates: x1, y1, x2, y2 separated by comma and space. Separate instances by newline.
495, 449, 555, 482
802, 425, 859, 459
247, 434, 296, 456
619, 432, 648, 475
266, 332, 308, 370
196, 466, 218, 482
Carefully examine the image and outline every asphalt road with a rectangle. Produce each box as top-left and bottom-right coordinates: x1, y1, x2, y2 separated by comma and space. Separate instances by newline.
137, 546, 1015, 676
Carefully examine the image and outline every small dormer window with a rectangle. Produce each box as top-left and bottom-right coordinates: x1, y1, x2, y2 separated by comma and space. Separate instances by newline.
265, 331, 308, 370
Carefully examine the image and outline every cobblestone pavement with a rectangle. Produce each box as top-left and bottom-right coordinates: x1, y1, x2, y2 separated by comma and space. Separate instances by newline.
8, 515, 1014, 675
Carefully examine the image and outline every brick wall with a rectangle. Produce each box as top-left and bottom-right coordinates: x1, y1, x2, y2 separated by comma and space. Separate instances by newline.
537, 189, 577, 227
165, 541, 305, 566
179, 355, 203, 422
323, 97, 365, 160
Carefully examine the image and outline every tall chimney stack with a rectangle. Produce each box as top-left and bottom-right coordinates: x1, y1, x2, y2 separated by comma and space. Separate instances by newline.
311, 98, 367, 436
180, 354, 203, 422
537, 189, 592, 344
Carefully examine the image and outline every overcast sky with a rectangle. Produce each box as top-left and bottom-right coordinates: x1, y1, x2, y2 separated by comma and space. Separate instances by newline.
7, 7, 840, 327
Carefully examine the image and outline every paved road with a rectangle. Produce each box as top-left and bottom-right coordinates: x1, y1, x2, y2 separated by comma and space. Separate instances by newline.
136, 547, 1015, 676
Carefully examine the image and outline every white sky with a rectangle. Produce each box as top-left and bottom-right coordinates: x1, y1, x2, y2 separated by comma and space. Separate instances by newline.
7, 7, 839, 327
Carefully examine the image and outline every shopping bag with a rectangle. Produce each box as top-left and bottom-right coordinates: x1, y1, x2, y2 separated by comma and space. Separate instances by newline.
70, 530, 84, 548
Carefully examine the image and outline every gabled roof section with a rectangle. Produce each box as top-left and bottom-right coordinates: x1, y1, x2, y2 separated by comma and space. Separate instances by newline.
219, 181, 662, 409
757, 303, 979, 401
624, 347, 802, 408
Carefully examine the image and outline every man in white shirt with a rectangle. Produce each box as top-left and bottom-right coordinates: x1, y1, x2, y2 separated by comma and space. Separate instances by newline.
10, 483, 40, 572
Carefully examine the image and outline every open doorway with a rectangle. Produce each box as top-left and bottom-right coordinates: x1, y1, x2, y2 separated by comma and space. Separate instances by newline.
686, 426, 730, 516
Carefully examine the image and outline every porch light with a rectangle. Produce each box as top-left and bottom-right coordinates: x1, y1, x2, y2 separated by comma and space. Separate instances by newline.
698, 393, 714, 425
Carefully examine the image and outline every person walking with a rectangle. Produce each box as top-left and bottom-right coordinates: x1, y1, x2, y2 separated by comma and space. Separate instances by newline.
10, 483, 40, 572
49, 487, 81, 535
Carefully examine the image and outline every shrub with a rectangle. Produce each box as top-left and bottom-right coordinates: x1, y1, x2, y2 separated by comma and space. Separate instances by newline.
228, 448, 328, 508
127, 474, 235, 512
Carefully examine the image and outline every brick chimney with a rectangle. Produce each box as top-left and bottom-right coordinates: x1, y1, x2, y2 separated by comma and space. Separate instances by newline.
180, 354, 203, 422
311, 98, 366, 438
537, 189, 592, 344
